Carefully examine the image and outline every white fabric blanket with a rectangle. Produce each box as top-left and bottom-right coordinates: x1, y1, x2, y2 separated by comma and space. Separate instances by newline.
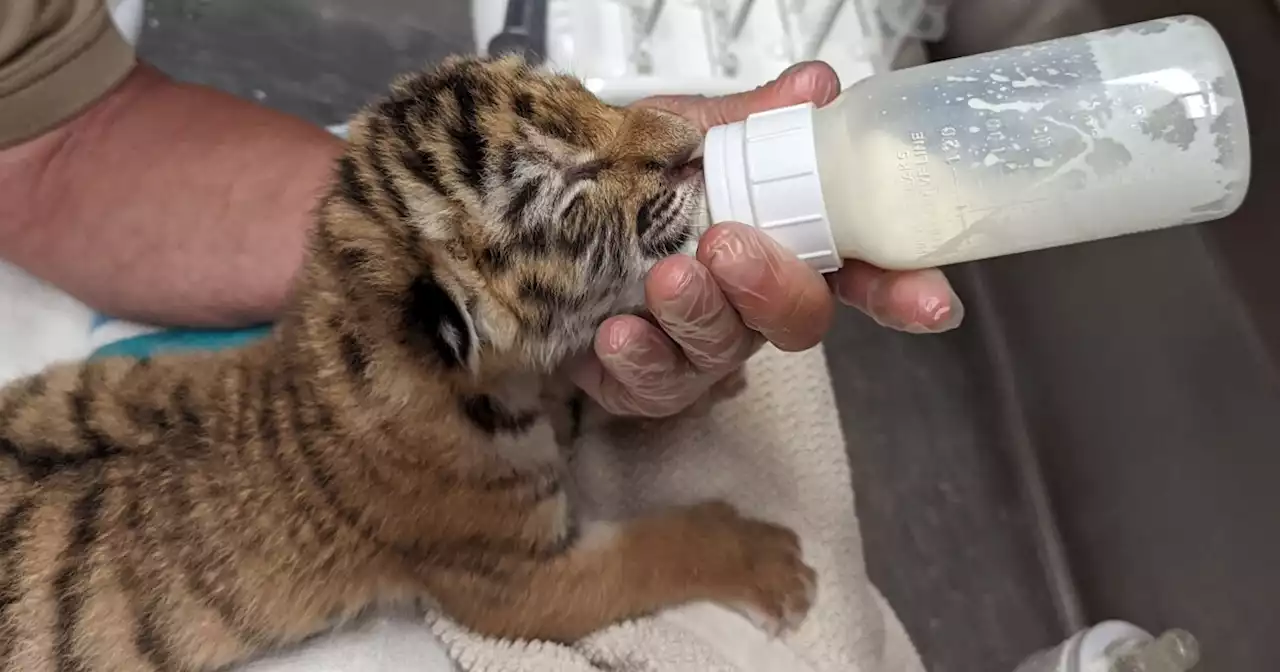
418, 342, 926, 672
0, 260, 923, 672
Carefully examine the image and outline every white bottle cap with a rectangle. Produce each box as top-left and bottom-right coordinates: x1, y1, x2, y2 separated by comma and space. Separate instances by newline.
1075, 620, 1152, 665
702, 102, 843, 274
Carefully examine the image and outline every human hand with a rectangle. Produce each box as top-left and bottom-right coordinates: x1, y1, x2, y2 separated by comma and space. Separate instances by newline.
571, 62, 965, 418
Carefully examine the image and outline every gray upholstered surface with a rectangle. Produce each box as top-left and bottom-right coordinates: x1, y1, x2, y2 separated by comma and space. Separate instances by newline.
825, 288, 1069, 670
137, 0, 471, 127
934, 2, 1280, 670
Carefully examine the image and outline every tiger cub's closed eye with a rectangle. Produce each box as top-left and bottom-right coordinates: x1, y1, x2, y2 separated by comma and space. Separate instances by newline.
565, 159, 611, 184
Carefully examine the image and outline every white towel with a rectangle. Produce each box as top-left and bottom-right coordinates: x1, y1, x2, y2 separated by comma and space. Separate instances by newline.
0, 261, 98, 383
418, 344, 925, 672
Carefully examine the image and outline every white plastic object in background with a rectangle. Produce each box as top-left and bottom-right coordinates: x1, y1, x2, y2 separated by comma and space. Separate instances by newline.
472, 0, 951, 106
106, 0, 144, 46
1013, 621, 1201, 672
699, 14, 1251, 273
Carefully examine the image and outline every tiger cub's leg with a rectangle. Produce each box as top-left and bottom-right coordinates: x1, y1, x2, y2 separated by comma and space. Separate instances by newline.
428, 501, 816, 642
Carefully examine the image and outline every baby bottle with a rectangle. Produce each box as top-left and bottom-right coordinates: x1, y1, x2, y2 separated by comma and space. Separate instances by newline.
1013, 621, 1201, 672
699, 15, 1251, 272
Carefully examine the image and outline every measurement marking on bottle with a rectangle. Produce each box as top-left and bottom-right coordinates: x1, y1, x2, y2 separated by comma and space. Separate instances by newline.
941, 126, 962, 164
898, 130, 952, 257
910, 131, 932, 187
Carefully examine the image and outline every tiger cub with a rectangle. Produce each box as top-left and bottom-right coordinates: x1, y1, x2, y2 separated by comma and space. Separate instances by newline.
0, 55, 815, 672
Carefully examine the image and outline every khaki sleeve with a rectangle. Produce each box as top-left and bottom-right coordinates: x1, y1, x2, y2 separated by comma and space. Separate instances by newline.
0, 0, 137, 148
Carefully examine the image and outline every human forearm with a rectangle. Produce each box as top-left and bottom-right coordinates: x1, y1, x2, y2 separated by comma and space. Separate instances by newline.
0, 63, 342, 327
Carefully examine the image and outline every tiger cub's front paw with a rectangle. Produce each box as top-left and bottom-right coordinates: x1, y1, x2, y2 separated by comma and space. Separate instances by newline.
680, 501, 817, 636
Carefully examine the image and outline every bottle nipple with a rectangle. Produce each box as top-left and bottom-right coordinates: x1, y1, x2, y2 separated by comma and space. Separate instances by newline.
1113, 629, 1201, 672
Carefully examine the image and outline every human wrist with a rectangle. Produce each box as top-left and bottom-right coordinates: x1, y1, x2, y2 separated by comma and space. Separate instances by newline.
0, 63, 343, 327
0, 64, 163, 252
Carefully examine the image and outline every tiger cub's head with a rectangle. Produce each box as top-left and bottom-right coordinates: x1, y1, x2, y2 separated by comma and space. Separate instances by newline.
318, 55, 706, 376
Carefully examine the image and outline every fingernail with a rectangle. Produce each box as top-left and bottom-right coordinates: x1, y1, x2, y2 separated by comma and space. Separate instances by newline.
933, 290, 966, 332
669, 262, 700, 297
658, 262, 703, 315
816, 71, 839, 104
900, 289, 965, 334
605, 321, 633, 353
707, 228, 766, 287
780, 62, 807, 78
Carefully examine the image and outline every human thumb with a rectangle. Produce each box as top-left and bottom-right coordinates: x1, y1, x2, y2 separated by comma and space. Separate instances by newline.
635, 61, 841, 132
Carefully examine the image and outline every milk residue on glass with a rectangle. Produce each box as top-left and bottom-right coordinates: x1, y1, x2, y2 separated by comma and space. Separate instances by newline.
699, 15, 1251, 272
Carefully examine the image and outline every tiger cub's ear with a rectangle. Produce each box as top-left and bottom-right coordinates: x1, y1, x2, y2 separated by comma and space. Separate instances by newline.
400, 269, 481, 374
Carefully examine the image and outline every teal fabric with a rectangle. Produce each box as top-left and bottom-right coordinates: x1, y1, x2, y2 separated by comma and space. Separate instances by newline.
89, 325, 273, 360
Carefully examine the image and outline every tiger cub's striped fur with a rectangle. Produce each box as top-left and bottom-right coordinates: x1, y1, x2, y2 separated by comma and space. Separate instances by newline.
0, 55, 815, 671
